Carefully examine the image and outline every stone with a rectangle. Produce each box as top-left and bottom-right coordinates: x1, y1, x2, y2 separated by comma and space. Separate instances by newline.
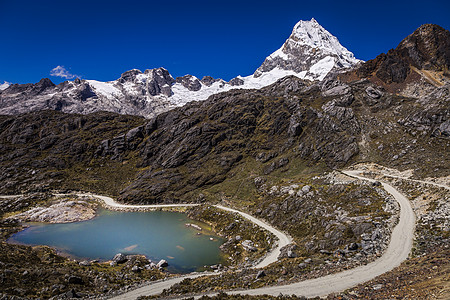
67, 276, 83, 285
372, 284, 383, 290
348, 242, 359, 251
438, 120, 450, 136
65, 288, 80, 298
145, 68, 175, 96
112, 253, 128, 264
226, 222, 236, 230
200, 76, 219, 86
241, 240, 257, 252
366, 86, 383, 99
156, 259, 168, 268
256, 270, 266, 279
301, 185, 311, 193
287, 250, 297, 258
304, 258, 312, 263
131, 266, 141, 273
322, 85, 350, 97
79, 260, 91, 267
126, 126, 144, 142
253, 177, 266, 188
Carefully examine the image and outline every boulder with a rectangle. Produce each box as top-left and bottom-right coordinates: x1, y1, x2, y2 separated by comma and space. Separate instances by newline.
156, 259, 168, 268
322, 84, 350, 97
131, 266, 141, 273
366, 86, 384, 99
348, 242, 358, 251
241, 240, 257, 252
112, 253, 127, 264
287, 250, 297, 258
67, 276, 83, 285
301, 185, 311, 193
78, 261, 91, 267
256, 270, 266, 279
439, 120, 450, 136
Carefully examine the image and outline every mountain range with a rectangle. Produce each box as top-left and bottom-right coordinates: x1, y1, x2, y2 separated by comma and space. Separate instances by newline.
0, 18, 361, 118
0, 18, 449, 300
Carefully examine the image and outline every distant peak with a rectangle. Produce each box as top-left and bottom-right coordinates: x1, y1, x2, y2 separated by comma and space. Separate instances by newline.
37, 78, 55, 88
255, 18, 361, 80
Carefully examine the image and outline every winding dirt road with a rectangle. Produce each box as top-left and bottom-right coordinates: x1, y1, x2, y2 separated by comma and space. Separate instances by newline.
109, 170, 416, 299
2, 169, 418, 299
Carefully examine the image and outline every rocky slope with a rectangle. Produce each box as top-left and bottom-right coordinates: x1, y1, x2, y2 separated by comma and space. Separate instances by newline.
0, 23, 449, 300
340, 23, 450, 97
1, 74, 448, 203
0, 19, 360, 119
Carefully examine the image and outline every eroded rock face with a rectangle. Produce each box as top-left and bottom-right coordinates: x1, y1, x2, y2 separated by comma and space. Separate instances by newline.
0, 75, 448, 203
200, 76, 218, 86
0, 68, 177, 119
342, 24, 450, 96
176, 75, 202, 91
229, 77, 244, 86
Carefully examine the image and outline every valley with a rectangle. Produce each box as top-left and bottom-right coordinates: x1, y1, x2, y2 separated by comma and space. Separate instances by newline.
0, 18, 449, 300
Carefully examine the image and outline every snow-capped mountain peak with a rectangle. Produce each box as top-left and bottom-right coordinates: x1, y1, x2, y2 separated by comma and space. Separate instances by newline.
255, 18, 361, 80
290, 18, 358, 66
0, 18, 362, 118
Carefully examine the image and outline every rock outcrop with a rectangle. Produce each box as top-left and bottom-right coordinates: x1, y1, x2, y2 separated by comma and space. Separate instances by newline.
341, 24, 450, 97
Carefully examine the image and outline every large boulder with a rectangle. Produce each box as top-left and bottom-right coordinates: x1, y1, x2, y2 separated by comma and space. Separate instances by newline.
112, 253, 127, 264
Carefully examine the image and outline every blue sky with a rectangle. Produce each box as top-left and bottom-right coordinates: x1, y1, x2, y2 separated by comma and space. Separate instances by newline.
1, 0, 449, 84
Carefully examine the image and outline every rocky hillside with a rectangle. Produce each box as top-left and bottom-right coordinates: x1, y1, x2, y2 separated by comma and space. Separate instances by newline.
340, 24, 450, 97
0, 19, 360, 119
1, 73, 448, 203
0, 23, 449, 300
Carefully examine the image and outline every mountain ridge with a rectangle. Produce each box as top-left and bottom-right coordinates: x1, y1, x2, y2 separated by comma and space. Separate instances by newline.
340, 23, 450, 97
0, 19, 360, 119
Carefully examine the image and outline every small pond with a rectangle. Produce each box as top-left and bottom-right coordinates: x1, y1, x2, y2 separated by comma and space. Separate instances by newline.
8, 208, 225, 273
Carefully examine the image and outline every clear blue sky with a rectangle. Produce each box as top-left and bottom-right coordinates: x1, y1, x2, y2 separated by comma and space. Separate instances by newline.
1, 0, 449, 84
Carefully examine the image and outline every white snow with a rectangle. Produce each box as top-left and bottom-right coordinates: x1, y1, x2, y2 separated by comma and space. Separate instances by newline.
262, 18, 361, 79
168, 67, 311, 106
86, 80, 121, 99
0, 81, 11, 91
70, 18, 362, 116
289, 18, 360, 66
309, 56, 336, 80
135, 73, 148, 84
269, 47, 289, 60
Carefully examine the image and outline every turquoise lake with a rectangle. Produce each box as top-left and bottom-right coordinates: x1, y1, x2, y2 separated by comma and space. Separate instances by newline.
8, 209, 225, 273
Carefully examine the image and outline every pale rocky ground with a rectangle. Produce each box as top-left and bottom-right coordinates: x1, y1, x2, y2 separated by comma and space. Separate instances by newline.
10, 197, 97, 223
347, 162, 449, 255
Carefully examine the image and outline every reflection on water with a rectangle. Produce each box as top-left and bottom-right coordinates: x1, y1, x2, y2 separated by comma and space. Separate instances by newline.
8, 209, 225, 273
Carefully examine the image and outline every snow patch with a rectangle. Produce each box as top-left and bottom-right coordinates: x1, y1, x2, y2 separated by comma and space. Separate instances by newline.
309, 56, 335, 80
0, 81, 11, 91
269, 47, 289, 60
87, 80, 121, 98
